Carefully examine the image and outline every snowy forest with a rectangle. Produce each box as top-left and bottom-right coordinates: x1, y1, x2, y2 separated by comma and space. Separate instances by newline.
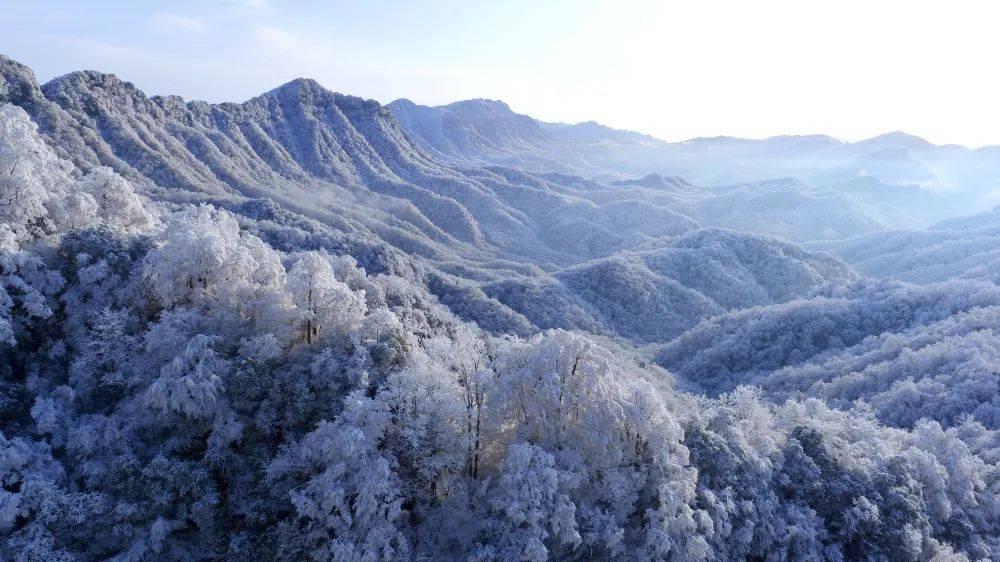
1, 52, 998, 562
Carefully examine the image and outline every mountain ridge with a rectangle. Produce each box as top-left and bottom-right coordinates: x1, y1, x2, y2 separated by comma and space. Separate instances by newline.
0, 54, 862, 346
387, 94, 1000, 220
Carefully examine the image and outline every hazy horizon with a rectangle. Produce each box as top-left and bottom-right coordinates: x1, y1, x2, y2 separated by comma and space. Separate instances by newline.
6, 52, 963, 148
3, 4, 999, 560
7, 0, 1000, 147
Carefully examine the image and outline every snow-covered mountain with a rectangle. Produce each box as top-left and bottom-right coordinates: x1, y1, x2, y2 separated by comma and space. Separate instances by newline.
815, 206, 1000, 283
540, 119, 661, 144
387, 98, 550, 162
2, 54, 999, 561
658, 278, 1000, 432
0, 55, 865, 343
387, 97, 608, 175
391, 96, 1000, 223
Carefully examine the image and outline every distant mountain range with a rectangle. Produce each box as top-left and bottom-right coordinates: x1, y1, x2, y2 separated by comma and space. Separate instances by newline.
1, 54, 869, 344
389, 97, 1000, 220
4, 54, 999, 345
4, 57, 998, 562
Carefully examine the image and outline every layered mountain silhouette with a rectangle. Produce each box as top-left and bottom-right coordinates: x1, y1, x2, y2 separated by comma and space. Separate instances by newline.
27, 58, 995, 342
391, 96, 1000, 221
4, 41, 998, 561
0, 54, 914, 344
816, 206, 1000, 284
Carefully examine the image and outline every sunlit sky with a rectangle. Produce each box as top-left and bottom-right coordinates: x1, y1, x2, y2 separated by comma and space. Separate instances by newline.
6, 0, 1000, 146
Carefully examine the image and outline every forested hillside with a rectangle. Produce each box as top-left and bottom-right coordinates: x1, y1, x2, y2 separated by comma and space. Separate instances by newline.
1, 55, 998, 561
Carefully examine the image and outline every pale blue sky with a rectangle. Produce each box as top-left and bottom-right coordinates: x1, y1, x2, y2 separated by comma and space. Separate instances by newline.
5, 0, 1000, 146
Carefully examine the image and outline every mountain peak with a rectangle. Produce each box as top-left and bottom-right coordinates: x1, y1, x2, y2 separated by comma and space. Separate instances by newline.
387, 97, 418, 109
257, 77, 388, 118
540, 120, 661, 144
390, 97, 517, 115
611, 173, 693, 189
260, 77, 337, 102
38, 69, 157, 115
0, 54, 44, 106
270, 77, 325, 94
447, 98, 511, 109
858, 131, 933, 149
43, 69, 137, 96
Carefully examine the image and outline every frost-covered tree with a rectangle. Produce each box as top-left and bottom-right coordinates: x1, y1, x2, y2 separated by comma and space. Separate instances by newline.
1, 97, 997, 562
0, 104, 74, 241
143, 205, 245, 308
288, 251, 366, 345
0, 229, 68, 357
144, 334, 227, 420
1, 104, 152, 244
268, 392, 409, 562
473, 443, 580, 562
76, 166, 155, 234
143, 205, 290, 335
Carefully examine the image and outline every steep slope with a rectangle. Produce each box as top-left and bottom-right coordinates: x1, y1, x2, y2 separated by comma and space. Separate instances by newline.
387, 98, 550, 160
1, 55, 858, 345
387, 97, 605, 174
2, 56, 544, 249
3, 101, 995, 560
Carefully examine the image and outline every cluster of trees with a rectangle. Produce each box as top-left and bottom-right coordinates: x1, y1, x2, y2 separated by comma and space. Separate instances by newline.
550, 228, 854, 343
821, 216, 1000, 284
658, 278, 1000, 436
2, 104, 998, 560
756, 304, 1000, 432
4, 54, 881, 350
